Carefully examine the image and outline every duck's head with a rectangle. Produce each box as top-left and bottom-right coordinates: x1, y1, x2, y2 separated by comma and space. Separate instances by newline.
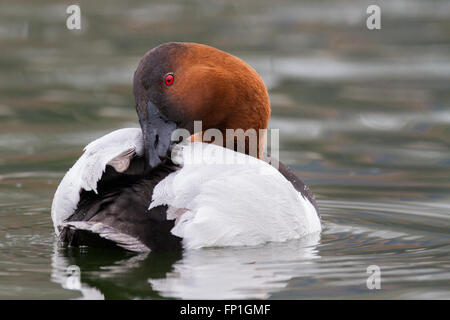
133, 42, 270, 168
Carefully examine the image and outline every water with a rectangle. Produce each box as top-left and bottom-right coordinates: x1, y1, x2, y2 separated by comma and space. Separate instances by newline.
0, 0, 449, 299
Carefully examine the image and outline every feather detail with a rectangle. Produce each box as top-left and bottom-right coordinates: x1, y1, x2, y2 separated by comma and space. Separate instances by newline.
51, 128, 144, 234
150, 142, 321, 249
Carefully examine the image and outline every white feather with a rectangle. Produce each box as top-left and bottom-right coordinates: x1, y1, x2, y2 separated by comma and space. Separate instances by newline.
51, 128, 144, 234
150, 142, 321, 249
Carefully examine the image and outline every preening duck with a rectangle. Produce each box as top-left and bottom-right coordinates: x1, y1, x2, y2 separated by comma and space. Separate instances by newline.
51, 42, 321, 252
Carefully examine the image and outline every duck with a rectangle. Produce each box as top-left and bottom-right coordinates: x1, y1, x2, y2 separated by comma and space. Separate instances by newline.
51, 42, 321, 252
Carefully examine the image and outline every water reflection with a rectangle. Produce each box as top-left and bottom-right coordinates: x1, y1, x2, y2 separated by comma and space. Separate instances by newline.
51, 243, 182, 299
49, 196, 450, 300
51, 234, 320, 299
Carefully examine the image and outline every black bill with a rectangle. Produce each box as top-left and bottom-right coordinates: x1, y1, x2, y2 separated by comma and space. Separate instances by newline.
138, 101, 178, 168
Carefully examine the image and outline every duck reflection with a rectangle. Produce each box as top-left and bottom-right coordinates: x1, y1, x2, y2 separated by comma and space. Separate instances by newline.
51, 233, 320, 299
51, 243, 182, 299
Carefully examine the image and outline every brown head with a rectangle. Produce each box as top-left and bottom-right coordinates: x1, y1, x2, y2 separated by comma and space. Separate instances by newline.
133, 42, 271, 168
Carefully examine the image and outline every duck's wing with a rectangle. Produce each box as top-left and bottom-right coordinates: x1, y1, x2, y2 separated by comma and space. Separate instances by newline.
59, 161, 181, 252
51, 128, 144, 231
149, 143, 321, 250
52, 128, 182, 253
263, 155, 319, 216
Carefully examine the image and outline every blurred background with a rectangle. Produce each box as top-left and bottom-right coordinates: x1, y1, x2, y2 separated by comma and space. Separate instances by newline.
0, 0, 449, 299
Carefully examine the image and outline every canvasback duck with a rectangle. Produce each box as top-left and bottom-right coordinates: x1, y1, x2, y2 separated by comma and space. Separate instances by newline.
51, 42, 321, 252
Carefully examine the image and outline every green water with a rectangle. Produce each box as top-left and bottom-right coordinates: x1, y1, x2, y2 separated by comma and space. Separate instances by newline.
0, 0, 449, 299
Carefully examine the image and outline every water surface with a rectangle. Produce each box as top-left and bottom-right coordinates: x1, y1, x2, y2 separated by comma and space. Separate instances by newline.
0, 0, 449, 299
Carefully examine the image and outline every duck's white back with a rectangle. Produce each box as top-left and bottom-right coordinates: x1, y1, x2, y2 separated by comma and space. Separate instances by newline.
151, 142, 321, 249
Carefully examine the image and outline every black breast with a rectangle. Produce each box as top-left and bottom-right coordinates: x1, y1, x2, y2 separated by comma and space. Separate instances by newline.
59, 157, 182, 252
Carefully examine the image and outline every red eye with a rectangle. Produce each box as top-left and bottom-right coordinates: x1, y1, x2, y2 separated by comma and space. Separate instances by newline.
164, 73, 174, 86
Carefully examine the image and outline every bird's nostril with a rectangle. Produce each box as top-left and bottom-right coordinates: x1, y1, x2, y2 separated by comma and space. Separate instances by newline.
154, 135, 159, 149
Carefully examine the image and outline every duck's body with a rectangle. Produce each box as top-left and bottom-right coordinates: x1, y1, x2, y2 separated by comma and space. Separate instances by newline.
53, 129, 320, 252
52, 42, 321, 252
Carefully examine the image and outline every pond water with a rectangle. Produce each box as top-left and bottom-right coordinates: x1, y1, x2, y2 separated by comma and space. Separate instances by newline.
0, 0, 449, 299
